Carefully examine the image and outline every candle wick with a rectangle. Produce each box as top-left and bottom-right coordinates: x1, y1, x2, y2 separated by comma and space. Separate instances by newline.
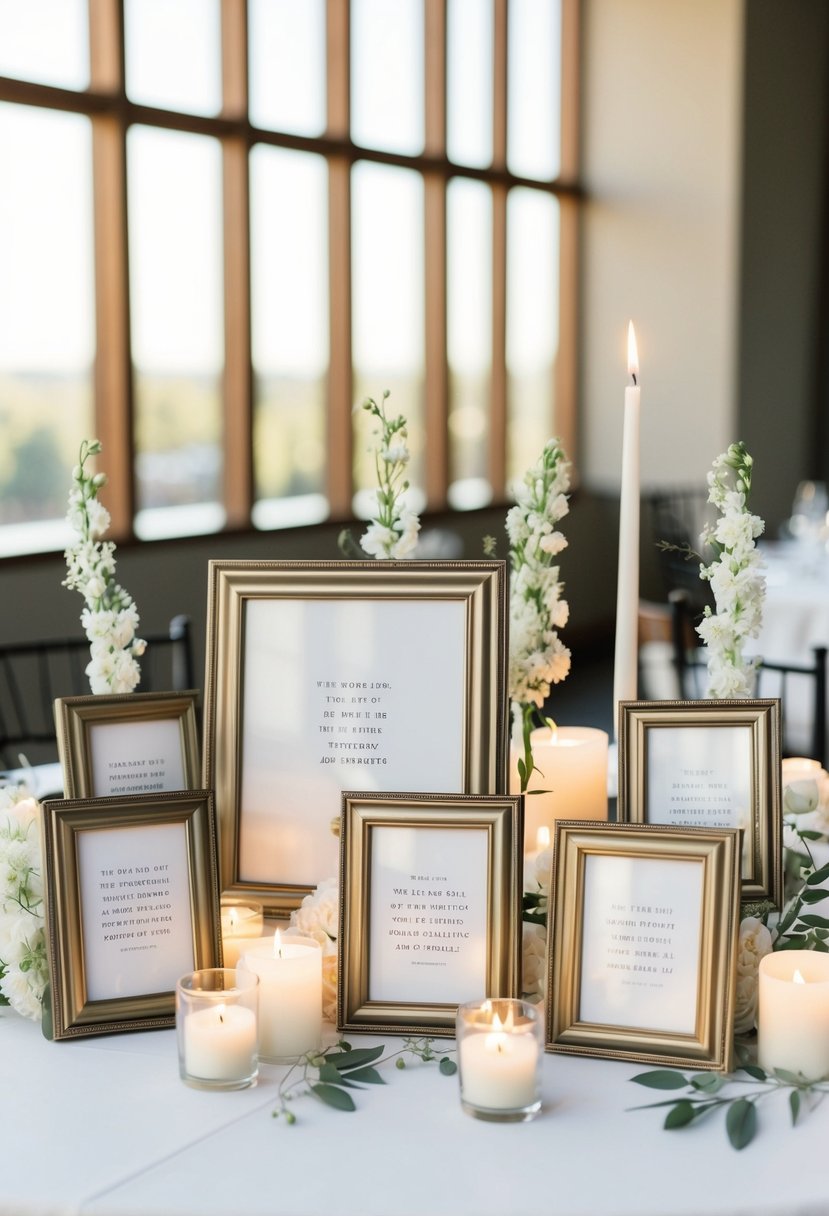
219, 1013, 224, 1024
631, 371, 638, 387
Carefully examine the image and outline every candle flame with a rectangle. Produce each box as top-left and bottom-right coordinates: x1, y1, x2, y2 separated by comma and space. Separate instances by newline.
536, 826, 551, 851
794, 969, 806, 984
485, 1009, 512, 1054
627, 320, 639, 382
274, 929, 283, 959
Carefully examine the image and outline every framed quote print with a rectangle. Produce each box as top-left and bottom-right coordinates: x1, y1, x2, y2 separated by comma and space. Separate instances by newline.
55, 690, 200, 799
617, 699, 782, 907
546, 822, 740, 1072
40, 790, 220, 1040
203, 560, 508, 913
338, 792, 523, 1037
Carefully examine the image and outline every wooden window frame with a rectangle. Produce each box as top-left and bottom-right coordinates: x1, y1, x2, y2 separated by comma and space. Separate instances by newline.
0, 0, 581, 544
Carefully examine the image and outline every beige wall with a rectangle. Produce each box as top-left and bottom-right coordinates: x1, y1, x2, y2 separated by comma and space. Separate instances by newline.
579, 0, 744, 492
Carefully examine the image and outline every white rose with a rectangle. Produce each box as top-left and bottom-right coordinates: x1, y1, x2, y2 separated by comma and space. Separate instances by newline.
734, 917, 774, 1035
522, 922, 547, 1003
291, 877, 338, 943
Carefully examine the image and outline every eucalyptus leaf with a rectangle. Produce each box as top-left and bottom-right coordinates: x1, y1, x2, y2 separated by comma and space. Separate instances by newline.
740, 1064, 767, 1083
790, 1089, 801, 1126
798, 829, 825, 841
726, 1098, 756, 1150
812, 939, 829, 952
664, 1100, 697, 1129
774, 1068, 809, 1086
777, 934, 809, 949
630, 1070, 688, 1090
797, 914, 829, 929
310, 1083, 356, 1112
344, 1066, 386, 1085
439, 1057, 458, 1076
317, 1063, 361, 1088
527, 789, 552, 796
691, 1073, 725, 1094
800, 888, 829, 905
517, 757, 527, 784
805, 864, 829, 886
327, 1046, 385, 1071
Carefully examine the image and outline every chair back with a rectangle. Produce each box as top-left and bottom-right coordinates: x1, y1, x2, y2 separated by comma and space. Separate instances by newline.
647, 488, 716, 610
0, 614, 195, 769
669, 591, 827, 764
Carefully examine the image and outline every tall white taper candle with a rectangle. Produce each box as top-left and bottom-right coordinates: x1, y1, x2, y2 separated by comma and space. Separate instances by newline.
612, 321, 641, 738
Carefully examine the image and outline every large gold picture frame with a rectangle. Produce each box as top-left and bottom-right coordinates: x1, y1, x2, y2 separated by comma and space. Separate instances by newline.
617, 698, 782, 907
41, 790, 220, 1040
338, 792, 523, 1037
546, 821, 740, 1071
203, 560, 508, 913
55, 690, 200, 799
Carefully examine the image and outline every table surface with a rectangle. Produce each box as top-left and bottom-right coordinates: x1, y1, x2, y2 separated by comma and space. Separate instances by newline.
1, 1010, 826, 1216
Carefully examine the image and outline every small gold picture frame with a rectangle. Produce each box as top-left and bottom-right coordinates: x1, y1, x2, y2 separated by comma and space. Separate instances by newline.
55, 690, 200, 800
338, 792, 523, 1037
41, 790, 220, 1040
546, 821, 740, 1071
617, 698, 782, 907
203, 559, 508, 914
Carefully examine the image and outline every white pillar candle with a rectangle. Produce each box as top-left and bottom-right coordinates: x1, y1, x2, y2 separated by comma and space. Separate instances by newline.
457, 1002, 542, 1116
510, 726, 609, 852
758, 950, 829, 1080
183, 1003, 257, 1083
612, 320, 641, 738
238, 932, 322, 1061
220, 902, 264, 968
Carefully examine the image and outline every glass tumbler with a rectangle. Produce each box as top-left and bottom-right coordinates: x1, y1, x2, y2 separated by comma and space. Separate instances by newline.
176, 968, 259, 1090
456, 998, 543, 1122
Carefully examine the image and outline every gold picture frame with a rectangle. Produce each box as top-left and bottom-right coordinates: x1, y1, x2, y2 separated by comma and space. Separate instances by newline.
338, 792, 523, 1037
617, 698, 782, 907
41, 790, 220, 1040
546, 821, 740, 1071
203, 560, 508, 913
56, 690, 200, 800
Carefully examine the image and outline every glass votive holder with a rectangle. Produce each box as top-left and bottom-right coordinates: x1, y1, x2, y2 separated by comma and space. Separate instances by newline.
456, 998, 543, 1122
220, 899, 264, 967
237, 931, 323, 1062
176, 968, 259, 1091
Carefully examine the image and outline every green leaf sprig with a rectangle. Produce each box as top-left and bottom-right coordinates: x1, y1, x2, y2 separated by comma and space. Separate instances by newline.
629, 1061, 829, 1150
775, 828, 829, 953
272, 1038, 457, 1124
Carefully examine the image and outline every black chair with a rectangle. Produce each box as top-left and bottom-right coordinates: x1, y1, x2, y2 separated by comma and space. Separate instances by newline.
647, 487, 716, 610
670, 590, 828, 765
0, 614, 195, 768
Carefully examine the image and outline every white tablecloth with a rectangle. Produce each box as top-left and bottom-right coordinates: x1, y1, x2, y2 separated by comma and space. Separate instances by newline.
0, 1010, 826, 1216
754, 544, 829, 755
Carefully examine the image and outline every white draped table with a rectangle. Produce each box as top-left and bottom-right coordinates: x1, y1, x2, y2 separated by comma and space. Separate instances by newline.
0, 1010, 826, 1216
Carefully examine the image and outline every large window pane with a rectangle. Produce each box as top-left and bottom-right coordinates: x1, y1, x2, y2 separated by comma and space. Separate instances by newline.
351, 0, 424, 156
447, 179, 492, 508
352, 163, 424, 506
249, 0, 326, 136
251, 147, 328, 529
447, 0, 492, 168
128, 127, 224, 538
0, 105, 94, 556
0, 0, 88, 90
506, 189, 560, 486
508, 0, 562, 180
125, 0, 221, 117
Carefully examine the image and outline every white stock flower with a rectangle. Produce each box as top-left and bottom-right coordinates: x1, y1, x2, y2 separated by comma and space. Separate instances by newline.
734, 916, 774, 1035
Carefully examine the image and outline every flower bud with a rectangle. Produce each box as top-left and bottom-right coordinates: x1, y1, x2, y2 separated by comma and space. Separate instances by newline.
93, 472, 107, 488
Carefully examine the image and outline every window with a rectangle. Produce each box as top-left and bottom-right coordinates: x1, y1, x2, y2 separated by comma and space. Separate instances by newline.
0, 0, 579, 556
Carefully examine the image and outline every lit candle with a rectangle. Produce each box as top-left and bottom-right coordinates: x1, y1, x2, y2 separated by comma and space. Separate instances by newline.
612, 320, 641, 736
510, 725, 608, 852
758, 950, 829, 1080
238, 931, 323, 1061
183, 1002, 258, 1082
220, 901, 264, 968
457, 1000, 542, 1119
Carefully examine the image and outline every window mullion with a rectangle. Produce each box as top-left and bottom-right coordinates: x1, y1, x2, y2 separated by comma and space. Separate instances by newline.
326, 0, 353, 517
489, 0, 508, 496
89, 0, 133, 536
221, 0, 253, 527
423, 0, 448, 508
